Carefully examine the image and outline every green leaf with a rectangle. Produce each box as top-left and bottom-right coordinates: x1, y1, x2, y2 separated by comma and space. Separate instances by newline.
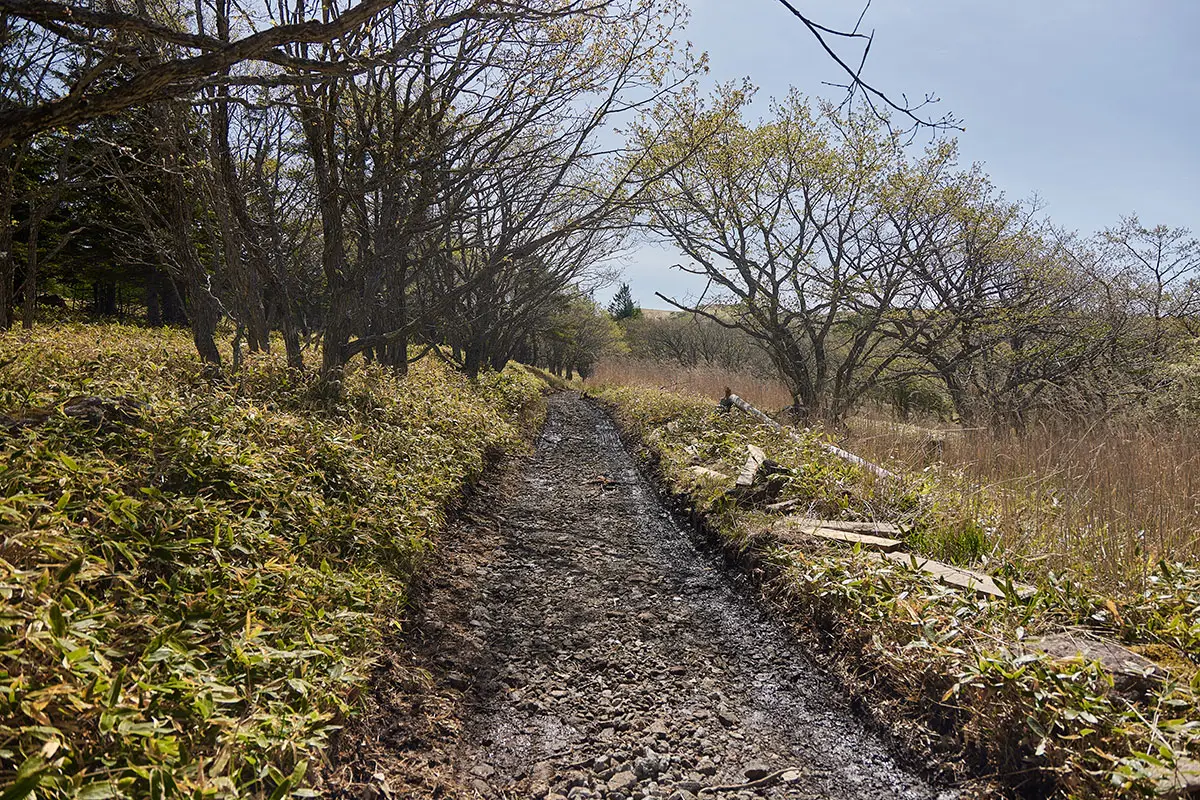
48, 603, 66, 637
2, 756, 47, 800
267, 760, 309, 800
76, 782, 120, 800
56, 555, 83, 583
106, 667, 125, 707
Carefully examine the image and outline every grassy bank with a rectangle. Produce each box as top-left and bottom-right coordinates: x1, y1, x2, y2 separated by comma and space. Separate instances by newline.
0, 324, 545, 798
589, 358, 1200, 597
595, 384, 1200, 799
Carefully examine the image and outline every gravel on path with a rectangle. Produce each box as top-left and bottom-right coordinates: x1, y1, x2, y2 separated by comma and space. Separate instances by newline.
375, 392, 956, 800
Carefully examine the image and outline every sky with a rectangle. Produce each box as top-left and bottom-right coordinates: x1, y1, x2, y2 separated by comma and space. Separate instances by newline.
605, 0, 1200, 309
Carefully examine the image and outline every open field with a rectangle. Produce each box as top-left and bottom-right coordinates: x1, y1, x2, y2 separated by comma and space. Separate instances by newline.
845, 416, 1200, 593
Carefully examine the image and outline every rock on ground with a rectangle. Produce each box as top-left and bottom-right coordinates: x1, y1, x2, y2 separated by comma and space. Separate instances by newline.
357, 393, 954, 800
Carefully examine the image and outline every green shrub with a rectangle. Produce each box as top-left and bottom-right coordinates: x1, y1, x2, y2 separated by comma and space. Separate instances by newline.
0, 324, 544, 798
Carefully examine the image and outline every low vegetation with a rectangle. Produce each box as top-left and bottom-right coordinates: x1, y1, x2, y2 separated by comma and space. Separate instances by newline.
0, 324, 545, 798
596, 383, 1200, 799
591, 358, 1200, 596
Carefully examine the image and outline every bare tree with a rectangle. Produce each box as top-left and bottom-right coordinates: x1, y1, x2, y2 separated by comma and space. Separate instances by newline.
1101, 215, 1200, 362
623, 312, 771, 373
637, 87, 957, 420
772, 0, 962, 137
287, 0, 698, 378
0, 0, 499, 148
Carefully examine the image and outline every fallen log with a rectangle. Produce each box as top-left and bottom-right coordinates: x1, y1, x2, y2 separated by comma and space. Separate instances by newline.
721, 389, 899, 482
1, 395, 146, 435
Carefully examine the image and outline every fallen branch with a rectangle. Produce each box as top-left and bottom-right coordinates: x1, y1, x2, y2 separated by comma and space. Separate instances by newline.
721, 389, 899, 482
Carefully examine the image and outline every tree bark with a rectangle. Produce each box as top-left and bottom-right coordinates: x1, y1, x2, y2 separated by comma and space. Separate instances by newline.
21, 205, 41, 329
0, 147, 13, 330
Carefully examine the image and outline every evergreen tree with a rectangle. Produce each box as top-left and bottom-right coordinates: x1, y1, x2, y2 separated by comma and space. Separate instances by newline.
608, 282, 640, 321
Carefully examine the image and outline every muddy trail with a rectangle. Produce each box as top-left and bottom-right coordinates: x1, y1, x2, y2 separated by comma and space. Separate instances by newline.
346, 393, 954, 800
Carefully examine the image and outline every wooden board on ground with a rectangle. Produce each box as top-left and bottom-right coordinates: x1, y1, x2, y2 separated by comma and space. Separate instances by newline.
723, 391, 900, 482
772, 519, 903, 552
736, 444, 766, 488
790, 518, 906, 536
689, 466, 730, 482
872, 551, 1035, 600
809, 529, 904, 552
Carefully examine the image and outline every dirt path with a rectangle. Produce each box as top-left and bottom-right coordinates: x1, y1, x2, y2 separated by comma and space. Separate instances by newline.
384, 393, 953, 800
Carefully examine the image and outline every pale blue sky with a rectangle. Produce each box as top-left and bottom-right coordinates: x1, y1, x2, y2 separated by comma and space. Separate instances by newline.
609, 0, 1200, 308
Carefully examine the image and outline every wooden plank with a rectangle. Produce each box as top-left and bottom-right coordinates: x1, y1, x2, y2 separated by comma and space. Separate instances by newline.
775, 518, 904, 551
873, 551, 1035, 600
689, 466, 730, 482
736, 444, 766, 488
722, 390, 899, 482
791, 518, 905, 536
808, 528, 903, 553
765, 498, 802, 513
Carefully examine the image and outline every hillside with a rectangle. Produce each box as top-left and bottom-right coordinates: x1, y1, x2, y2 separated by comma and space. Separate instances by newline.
0, 324, 545, 797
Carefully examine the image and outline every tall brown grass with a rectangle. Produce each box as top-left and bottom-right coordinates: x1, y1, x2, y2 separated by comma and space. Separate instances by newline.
588, 358, 792, 409
847, 416, 1200, 592
591, 358, 1200, 593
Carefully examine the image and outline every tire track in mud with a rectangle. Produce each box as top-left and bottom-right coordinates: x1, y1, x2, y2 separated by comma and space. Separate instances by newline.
415, 392, 955, 800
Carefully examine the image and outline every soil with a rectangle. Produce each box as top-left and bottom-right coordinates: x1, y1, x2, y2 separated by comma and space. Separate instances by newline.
331, 393, 956, 800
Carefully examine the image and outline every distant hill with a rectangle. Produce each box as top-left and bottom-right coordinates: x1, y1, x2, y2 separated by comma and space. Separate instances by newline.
636, 305, 738, 322
638, 308, 681, 321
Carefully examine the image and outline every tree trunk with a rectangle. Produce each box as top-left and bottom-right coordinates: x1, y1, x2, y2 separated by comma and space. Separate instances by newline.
281, 307, 304, 371
187, 286, 223, 366
938, 365, 976, 426
298, 94, 352, 380
146, 272, 163, 326
0, 148, 13, 330
218, 170, 270, 350
21, 208, 41, 329
463, 341, 483, 379
93, 278, 117, 316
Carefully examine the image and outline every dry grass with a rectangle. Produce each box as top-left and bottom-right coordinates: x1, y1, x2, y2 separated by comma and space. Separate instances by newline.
592, 358, 1200, 594
845, 415, 1200, 593
597, 382, 1200, 799
588, 358, 792, 409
